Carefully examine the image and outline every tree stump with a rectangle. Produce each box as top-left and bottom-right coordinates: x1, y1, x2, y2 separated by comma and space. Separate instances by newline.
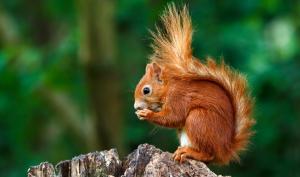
28, 144, 228, 177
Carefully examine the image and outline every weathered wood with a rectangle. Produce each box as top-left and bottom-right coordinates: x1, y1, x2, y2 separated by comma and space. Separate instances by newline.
27, 144, 229, 177
28, 149, 121, 177
28, 162, 55, 177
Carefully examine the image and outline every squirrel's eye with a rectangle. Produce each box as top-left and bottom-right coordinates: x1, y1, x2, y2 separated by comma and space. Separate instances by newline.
142, 86, 151, 95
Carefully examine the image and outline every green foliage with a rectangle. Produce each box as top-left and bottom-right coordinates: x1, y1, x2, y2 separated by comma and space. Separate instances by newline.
0, 0, 300, 176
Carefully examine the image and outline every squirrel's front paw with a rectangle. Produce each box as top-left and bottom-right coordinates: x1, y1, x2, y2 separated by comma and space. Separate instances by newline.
135, 109, 153, 120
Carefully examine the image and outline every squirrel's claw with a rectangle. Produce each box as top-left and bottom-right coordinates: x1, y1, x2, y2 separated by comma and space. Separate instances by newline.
173, 146, 188, 164
135, 109, 153, 120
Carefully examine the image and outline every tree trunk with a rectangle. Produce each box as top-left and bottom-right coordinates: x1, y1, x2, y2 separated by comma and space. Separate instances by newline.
28, 144, 229, 177
77, 0, 123, 152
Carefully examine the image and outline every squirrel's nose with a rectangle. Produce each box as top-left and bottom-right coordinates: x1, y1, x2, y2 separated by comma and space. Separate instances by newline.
135, 105, 143, 110
134, 101, 146, 110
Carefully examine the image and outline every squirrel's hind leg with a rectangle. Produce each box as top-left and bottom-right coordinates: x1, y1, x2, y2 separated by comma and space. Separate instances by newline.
173, 146, 214, 163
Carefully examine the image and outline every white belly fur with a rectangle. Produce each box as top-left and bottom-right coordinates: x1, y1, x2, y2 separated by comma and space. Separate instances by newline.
179, 130, 192, 147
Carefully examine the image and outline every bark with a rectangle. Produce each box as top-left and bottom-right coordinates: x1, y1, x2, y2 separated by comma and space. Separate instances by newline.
28, 144, 229, 177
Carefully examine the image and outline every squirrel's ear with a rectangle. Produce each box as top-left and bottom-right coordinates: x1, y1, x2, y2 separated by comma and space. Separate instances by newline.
146, 64, 152, 72
152, 63, 163, 83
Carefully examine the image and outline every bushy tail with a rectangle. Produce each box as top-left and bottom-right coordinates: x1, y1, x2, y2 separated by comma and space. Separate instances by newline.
150, 3, 256, 163
150, 4, 193, 73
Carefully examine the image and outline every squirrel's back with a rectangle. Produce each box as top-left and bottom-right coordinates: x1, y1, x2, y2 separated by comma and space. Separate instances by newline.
150, 4, 255, 164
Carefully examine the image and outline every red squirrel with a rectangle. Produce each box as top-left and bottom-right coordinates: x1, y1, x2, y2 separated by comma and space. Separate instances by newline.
134, 4, 255, 165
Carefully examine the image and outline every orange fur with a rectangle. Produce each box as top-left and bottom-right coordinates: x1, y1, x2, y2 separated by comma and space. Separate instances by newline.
134, 4, 255, 165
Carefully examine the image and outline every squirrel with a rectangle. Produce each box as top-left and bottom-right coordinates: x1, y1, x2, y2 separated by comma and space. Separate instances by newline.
134, 4, 255, 165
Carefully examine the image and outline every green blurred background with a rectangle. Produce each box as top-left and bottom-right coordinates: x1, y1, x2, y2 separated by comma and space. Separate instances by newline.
0, 0, 300, 176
